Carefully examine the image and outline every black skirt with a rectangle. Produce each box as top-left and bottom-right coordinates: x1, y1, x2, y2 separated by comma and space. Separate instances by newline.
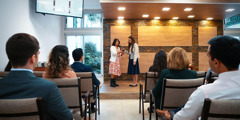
127, 58, 140, 75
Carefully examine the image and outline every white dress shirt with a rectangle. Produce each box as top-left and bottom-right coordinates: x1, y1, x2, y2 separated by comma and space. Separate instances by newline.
11, 68, 33, 73
174, 70, 240, 120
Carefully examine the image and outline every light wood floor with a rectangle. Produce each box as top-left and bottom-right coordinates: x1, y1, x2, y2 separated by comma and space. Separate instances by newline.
99, 81, 145, 99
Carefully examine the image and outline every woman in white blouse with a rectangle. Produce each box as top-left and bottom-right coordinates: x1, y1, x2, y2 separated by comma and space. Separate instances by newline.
126, 36, 140, 87
109, 38, 124, 87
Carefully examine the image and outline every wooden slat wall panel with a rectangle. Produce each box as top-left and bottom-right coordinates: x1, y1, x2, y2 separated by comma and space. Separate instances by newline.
120, 54, 129, 73
199, 52, 209, 71
198, 27, 217, 46
139, 53, 155, 73
138, 26, 192, 46
111, 26, 131, 46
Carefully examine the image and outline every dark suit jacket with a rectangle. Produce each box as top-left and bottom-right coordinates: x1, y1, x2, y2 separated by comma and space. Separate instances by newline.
0, 71, 72, 120
152, 68, 197, 109
71, 62, 100, 86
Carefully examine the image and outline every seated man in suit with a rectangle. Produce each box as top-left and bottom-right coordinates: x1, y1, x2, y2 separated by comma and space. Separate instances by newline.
71, 48, 101, 86
0, 33, 72, 120
157, 36, 240, 120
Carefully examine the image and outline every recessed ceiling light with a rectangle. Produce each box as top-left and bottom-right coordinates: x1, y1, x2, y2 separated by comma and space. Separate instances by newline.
162, 7, 170, 11
118, 16, 124, 20
154, 17, 160, 19
225, 9, 235, 12
172, 17, 179, 20
118, 7, 125, 11
206, 17, 213, 20
118, 20, 124, 23
142, 14, 149, 18
188, 15, 195, 18
184, 8, 192, 11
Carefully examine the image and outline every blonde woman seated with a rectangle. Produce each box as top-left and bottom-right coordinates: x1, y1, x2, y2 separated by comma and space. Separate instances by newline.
43, 45, 77, 78
152, 47, 197, 110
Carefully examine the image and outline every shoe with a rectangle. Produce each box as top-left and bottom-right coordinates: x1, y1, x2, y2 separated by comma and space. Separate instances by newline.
110, 79, 116, 87
129, 84, 137, 87
156, 109, 170, 120
113, 78, 119, 87
147, 107, 154, 113
90, 103, 96, 113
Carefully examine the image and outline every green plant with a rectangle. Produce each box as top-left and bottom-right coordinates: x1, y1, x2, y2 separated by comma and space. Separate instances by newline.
84, 42, 101, 74
87, 14, 100, 23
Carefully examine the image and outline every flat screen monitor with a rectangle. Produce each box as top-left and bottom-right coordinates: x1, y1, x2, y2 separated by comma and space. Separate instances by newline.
36, 0, 83, 18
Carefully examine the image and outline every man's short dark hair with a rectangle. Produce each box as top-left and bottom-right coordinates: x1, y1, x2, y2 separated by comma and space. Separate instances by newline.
72, 48, 83, 61
208, 35, 240, 70
6, 33, 39, 67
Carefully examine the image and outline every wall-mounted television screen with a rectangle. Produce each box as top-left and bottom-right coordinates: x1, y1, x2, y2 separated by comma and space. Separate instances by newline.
36, 0, 83, 18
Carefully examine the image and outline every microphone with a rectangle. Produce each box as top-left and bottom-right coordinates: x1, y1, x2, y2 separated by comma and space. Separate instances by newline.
118, 45, 125, 51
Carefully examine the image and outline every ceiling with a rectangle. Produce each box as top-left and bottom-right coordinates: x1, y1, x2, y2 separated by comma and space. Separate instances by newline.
100, 0, 240, 20
84, 0, 101, 9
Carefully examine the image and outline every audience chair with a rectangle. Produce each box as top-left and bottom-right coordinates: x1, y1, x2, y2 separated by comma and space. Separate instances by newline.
46, 77, 88, 120
207, 71, 219, 83
33, 71, 44, 78
201, 98, 240, 120
197, 71, 207, 84
0, 71, 9, 79
197, 71, 207, 78
0, 97, 46, 120
139, 72, 158, 120
150, 78, 205, 120
76, 72, 99, 119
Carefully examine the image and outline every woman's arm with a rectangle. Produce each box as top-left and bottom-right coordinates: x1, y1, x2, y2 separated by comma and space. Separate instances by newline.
121, 50, 125, 56
133, 43, 139, 64
123, 49, 129, 55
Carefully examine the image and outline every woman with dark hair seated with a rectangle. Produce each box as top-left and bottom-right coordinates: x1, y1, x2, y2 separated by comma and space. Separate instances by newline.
152, 47, 197, 111
43, 45, 77, 78
149, 50, 167, 78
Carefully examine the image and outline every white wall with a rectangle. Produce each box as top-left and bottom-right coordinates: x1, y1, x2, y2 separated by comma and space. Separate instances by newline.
0, 0, 62, 70
84, 0, 102, 9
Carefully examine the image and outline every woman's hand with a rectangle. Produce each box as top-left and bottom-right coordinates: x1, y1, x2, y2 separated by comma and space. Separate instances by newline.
117, 51, 122, 54
133, 62, 136, 65
121, 50, 125, 55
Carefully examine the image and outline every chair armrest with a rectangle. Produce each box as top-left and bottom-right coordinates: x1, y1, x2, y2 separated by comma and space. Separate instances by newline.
169, 110, 176, 120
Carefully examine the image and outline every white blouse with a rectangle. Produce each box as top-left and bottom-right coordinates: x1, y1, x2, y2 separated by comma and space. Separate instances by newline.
109, 46, 121, 62
125, 43, 140, 62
